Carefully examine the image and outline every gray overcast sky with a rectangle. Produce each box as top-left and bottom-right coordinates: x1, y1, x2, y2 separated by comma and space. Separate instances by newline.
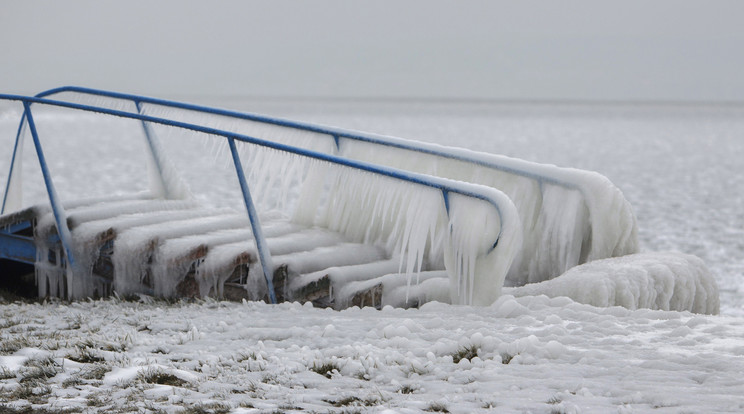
2, 0, 743, 102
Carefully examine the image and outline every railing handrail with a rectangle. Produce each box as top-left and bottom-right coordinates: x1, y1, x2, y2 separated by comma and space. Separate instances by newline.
32, 86, 580, 190
0, 93, 517, 303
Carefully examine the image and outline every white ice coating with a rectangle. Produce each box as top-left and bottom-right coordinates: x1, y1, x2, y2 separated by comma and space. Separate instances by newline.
507, 252, 719, 314
146, 110, 636, 300
280, 158, 521, 305
112, 210, 243, 296
133, 103, 637, 288
31, 196, 190, 299
335, 270, 449, 309
196, 226, 341, 298
12, 93, 635, 305
337, 139, 638, 286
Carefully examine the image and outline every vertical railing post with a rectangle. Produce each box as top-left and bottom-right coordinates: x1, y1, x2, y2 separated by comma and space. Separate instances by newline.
227, 136, 277, 303
135, 100, 171, 199
1, 111, 28, 214
23, 102, 76, 270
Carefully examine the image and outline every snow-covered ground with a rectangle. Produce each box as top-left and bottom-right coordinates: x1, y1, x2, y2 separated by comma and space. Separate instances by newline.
1, 99, 744, 412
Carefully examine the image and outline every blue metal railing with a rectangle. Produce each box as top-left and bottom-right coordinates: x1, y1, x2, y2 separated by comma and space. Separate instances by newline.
27, 86, 581, 191
0, 93, 513, 302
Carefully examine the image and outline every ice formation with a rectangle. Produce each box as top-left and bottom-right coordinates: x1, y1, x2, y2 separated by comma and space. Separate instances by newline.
136, 104, 638, 289
337, 139, 638, 286
507, 252, 720, 314
8, 92, 639, 306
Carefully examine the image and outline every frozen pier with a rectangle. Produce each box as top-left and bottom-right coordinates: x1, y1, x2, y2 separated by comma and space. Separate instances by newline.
0, 87, 643, 309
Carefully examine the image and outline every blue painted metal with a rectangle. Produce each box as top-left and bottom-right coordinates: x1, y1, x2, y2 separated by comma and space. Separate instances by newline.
135, 101, 170, 199
227, 137, 277, 304
22, 103, 76, 270
332, 135, 341, 152
0, 231, 36, 264
0, 93, 506, 289
32, 86, 578, 190
1, 111, 27, 215
1, 221, 32, 234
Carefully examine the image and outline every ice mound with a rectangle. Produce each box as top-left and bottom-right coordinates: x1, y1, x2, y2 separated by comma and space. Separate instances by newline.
508, 252, 719, 314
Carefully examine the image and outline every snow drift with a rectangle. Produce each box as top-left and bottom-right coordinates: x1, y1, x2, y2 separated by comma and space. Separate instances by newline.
508, 252, 719, 314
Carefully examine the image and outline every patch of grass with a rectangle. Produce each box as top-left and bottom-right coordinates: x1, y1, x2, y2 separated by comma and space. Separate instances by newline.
9, 381, 52, 404
86, 392, 111, 407
0, 366, 16, 380
235, 351, 257, 362
67, 347, 105, 363
19, 356, 60, 383
425, 402, 450, 413
452, 345, 479, 364
138, 368, 188, 387
79, 363, 111, 380
177, 402, 231, 414
324, 395, 382, 408
0, 335, 35, 354
501, 353, 515, 364
0, 317, 28, 330
0, 405, 82, 414
65, 314, 85, 330
546, 395, 562, 405
402, 362, 428, 377
324, 396, 363, 407
62, 376, 84, 388
310, 361, 340, 379
100, 339, 128, 352
398, 384, 418, 394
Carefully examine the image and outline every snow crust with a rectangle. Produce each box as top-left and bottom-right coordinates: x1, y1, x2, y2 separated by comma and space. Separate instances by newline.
508, 252, 720, 314
1, 298, 743, 413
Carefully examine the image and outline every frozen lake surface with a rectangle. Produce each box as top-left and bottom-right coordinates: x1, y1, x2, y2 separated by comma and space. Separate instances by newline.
1, 99, 743, 412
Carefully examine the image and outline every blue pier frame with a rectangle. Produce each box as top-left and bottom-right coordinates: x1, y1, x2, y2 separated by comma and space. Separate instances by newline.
0, 93, 513, 302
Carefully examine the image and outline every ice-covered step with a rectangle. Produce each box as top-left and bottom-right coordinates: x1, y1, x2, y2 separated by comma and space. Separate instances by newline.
69, 207, 239, 281
287, 258, 402, 305
157, 219, 303, 266
112, 211, 252, 295
0, 193, 155, 237
196, 228, 354, 299
335, 270, 448, 309
73, 207, 236, 246
148, 220, 308, 298
66, 199, 199, 229
35, 197, 188, 236
271, 243, 387, 303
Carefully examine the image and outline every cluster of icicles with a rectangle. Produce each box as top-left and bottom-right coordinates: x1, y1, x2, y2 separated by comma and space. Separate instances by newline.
20, 95, 638, 305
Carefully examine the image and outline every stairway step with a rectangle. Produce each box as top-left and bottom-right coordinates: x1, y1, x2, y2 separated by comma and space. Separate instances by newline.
336, 270, 449, 309
287, 258, 401, 305
196, 227, 348, 300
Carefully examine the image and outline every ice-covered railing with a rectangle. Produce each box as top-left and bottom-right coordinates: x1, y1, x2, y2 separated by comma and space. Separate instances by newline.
0, 94, 522, 305
20, 86, 638, 286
